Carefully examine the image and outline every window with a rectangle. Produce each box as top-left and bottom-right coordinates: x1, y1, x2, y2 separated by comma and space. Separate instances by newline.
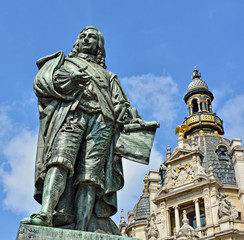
192, 99, 198, 113
187, 211, 206, 229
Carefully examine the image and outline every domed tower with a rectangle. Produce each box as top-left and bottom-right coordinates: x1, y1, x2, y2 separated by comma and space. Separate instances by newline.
121, 67, 244, 240
183, 67, 224, 138
182, 67, 235, 185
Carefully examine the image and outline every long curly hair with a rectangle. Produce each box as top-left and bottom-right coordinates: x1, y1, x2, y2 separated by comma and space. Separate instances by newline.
68, 26, 107, 69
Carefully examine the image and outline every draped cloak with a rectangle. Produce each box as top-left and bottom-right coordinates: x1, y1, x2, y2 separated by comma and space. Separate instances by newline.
33, 51, 127, 219
32, 51, 159, 227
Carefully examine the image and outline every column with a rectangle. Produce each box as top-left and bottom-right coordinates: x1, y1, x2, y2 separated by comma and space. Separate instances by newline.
194, 199, 201, 228
197, 100, 202, 112
174, 205, 180, 232
209, 105, 212, 113
166, 208, 171, 237
202, 101, 206, 111
205, 100, 209, 112
189, 104, 193, 115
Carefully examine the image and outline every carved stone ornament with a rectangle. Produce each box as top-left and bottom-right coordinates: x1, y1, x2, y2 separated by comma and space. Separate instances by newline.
217, 191, 238, 220
176, 210, 199, 239
127, 210, 135, 225
203, 188, 212, 221
163, 160, 207, 191
145, 212, 159, 240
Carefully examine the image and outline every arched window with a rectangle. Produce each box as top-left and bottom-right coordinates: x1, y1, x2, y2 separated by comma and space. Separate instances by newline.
192, 99, 198, 113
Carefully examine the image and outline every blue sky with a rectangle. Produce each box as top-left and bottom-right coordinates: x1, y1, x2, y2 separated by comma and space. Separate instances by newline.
1, 1, 244, 239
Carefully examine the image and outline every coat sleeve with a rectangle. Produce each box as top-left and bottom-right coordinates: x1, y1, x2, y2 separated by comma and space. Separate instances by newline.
109, 75, 132, 120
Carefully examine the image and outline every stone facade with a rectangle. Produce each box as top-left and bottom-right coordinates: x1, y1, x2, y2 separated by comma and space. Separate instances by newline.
119, 68, 244, 239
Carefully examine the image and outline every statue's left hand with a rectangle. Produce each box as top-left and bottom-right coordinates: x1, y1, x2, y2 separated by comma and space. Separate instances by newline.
130, 118, 146, 126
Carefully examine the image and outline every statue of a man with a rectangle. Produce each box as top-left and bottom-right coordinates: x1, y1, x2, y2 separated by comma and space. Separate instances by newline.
21, 26, 158, 234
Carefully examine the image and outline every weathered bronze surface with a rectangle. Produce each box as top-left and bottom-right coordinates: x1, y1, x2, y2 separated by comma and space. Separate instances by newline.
20, 26, 159, 234
17, 224, 142, 240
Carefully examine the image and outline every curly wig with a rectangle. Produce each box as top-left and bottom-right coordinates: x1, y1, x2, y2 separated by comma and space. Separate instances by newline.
68, 26, 107, 69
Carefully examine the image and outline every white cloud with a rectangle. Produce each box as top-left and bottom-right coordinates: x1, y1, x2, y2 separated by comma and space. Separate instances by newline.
121, 74, 179, 124
113, 144, 163, 225
0, 109, 40, 215
218, 94, 244, 140
212, 86, 233, 111
0, 107, 13, 140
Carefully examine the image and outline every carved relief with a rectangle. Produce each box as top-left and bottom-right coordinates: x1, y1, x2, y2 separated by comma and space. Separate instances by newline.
162, 164, 174, 191
163, 159, 207, 190
174, 164, 194, 185
203, 188, 212, 221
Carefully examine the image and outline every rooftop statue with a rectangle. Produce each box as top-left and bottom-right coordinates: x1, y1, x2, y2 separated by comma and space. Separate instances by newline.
21, 26, 159, 234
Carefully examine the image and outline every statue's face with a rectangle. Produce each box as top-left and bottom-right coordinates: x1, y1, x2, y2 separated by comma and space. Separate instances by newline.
78, 29, 98, 55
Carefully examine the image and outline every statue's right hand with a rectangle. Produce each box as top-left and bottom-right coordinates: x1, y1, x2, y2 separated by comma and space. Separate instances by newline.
70, 67, 91, 85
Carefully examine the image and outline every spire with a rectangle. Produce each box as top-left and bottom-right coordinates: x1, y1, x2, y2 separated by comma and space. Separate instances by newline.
166, 145, 171, 158
143, 173, 149, 195
118, 208, 128, 236
192, 66, 201, 80
120, 209, 126, 225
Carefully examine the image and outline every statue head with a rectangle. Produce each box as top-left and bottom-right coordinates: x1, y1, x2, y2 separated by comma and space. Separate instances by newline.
69, 26, 106, 69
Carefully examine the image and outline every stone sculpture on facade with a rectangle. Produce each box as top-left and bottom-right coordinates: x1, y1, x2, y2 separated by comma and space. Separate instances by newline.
218, 191, 238, 220
127, 210, 135, 225
175, 210, 199, 240
145, 212, 159, 240
20, 26, 159, 235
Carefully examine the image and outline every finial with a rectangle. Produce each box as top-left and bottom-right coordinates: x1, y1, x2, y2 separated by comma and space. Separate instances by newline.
143, 173, 149, 194
209, 163, 215, 180
192, 66, 201, 80
120, 209, 126, 224
182, 210, 189, 224
166, 145, 171, 158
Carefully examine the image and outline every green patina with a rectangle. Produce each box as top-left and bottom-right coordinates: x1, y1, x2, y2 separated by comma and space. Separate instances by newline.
20, 26, 159, 235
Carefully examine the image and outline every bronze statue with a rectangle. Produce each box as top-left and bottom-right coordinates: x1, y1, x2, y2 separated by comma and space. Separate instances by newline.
21, 26, 159, 234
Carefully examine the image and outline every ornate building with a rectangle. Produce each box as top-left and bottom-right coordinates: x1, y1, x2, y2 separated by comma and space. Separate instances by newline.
119, 68, 244, 239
